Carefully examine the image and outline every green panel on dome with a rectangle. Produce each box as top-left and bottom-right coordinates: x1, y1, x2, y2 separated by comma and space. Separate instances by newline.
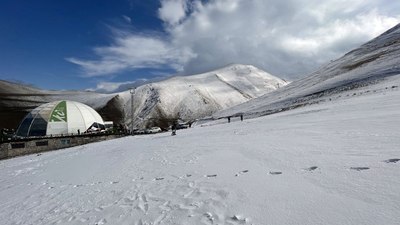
49, 101, 68, 122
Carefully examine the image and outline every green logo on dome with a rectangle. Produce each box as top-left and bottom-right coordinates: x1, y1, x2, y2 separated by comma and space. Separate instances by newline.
50, 101, 68, 122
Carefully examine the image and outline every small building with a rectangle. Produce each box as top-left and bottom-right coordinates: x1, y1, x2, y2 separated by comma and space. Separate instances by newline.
104, 121, 114, 130
16, 100, 105, 137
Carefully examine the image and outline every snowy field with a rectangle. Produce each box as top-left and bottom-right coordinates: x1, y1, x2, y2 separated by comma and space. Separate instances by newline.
1, 87, 400, 225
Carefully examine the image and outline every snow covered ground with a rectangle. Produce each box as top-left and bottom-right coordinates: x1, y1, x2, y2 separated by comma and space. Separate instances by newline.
1, 84, 400, 225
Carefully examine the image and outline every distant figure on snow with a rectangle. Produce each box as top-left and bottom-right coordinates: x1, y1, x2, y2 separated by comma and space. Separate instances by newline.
171, 122, 177, 136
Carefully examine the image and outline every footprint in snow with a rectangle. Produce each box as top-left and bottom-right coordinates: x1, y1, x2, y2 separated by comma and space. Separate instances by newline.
384, 158, 400, 163
350, 167, 370, 171
110, 181, 119, 184
205, 174, 217, 178
231, 214, 249, 223
132, 177, 145, 182
204, 212, 214, 222
269, 171, 282, 175
94, 207, 103, 212
89, 181, 102, 186
235, 170, 249, 177
176, 174, 193, 179
304, 166, 318, 171
95, 218, 107, 225
67, 216, 76, 222
155, 177, 164, 181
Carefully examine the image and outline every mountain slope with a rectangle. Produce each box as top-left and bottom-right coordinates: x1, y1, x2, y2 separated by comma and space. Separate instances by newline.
215, 24, 400, 118
118, 64, 287, 128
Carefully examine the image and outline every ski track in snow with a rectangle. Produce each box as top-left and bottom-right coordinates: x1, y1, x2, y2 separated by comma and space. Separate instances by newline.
1, 86, 400, 225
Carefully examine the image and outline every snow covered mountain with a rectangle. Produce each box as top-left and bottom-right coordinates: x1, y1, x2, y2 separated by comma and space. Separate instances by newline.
0, 64, 286, 129
117, 64, 287, 129
215, 24, 400, 119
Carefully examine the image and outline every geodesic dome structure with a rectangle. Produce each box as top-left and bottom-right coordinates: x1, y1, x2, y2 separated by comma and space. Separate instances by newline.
16, 100, 104, 137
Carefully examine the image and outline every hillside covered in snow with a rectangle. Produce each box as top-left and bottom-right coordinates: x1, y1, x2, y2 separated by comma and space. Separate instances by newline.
118, 64, 287, 129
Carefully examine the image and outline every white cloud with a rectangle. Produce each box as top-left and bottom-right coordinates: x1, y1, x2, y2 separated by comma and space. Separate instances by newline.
68, 0, 400, 79
86, 76, 171, 93
86, 80, 147, 93
170, 0, 400, 78
158, 0, 188, 26
66, 31, 195, 77
280, 10, 400, 56
122, 15, 132, 23
87, 81, 135, 93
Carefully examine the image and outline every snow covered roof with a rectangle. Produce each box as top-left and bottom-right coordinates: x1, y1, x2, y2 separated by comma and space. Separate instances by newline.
16, 100, 104, 137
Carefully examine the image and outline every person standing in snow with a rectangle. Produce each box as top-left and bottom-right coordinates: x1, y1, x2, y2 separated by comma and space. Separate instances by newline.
171, 121, 177, 136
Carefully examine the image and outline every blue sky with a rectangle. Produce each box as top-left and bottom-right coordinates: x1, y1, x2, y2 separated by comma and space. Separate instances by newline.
0, 0, 167, 90
1, 0, 399, 92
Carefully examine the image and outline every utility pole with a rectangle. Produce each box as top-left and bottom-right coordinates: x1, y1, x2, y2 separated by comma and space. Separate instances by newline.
122, 103, 126, 132
130, 88, 136, 134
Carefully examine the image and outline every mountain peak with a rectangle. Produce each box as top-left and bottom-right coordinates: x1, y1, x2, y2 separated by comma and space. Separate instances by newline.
214, 63, 262, 74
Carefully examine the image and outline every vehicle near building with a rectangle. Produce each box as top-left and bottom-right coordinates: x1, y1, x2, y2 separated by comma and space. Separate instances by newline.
145, 127, 162, 134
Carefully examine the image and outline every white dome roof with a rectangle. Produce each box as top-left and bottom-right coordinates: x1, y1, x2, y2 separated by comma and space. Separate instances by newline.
17, 100, 104, 137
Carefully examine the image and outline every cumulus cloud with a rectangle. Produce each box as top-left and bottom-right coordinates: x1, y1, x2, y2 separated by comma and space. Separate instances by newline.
68, 0, 400, 80
158, 0, 188, 26
171, 0, 400, 78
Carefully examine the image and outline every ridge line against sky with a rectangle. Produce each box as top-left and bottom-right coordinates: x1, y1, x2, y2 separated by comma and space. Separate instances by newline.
1, 0, 399, 92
